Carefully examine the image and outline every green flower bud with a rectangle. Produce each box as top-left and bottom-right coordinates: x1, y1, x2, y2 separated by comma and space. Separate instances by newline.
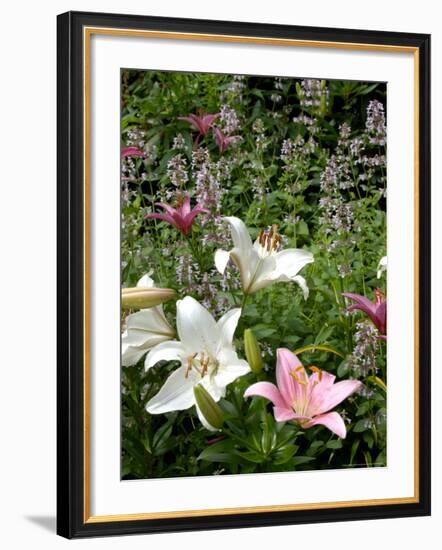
193, 385, 224, 430
244, 328, 263, 374
121, 287, 175, 310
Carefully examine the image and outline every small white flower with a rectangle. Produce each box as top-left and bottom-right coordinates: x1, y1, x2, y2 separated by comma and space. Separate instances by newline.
145, 296, 250, 417
214, 216, 313, 297
377, 255, 387, 279
121, 273, 175, 367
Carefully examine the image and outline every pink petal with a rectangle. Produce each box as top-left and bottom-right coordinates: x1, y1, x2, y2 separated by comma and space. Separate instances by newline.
276, 348, 304, 405
304, 412, 347, 438
274, 408, 310, 423
273, 407, 298, 422
244, 382, 286, 408
155, 202, 177, 216
375, 301, 387, 334
343, 292, 376, 316
145, 212, 178, 228
178, 115, 201, 132
202, 114, 219, 133
314, 379, 362, 416
182, 207, 209, 231
180, 195, 191, 217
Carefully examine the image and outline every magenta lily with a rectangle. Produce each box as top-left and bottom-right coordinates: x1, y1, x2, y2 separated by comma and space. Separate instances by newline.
121, 146, 146, 158
213, 127, 240, 154
244, 348, 362, 438
146, 194, 209, 236
178, 113, 219, 136
343, 289, 387, 338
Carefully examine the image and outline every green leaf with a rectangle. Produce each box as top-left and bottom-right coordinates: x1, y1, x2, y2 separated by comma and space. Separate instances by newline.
350, 440, 360, 466
273, 444, 298, 465
293, 344, 344, 359
356, 402, 370, 417
292, 456, 315, 466
353, 418, 369, 433
326, 440, 343, 450
235, 450, 265, 464
152, 422, 173, 451
198, 440, 239, 464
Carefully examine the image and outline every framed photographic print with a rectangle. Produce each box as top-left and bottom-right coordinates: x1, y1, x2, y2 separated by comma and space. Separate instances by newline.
57, 11, 431, 538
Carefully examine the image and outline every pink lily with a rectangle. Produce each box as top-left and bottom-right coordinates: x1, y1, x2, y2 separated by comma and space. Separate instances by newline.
244, 348, 362, 438
145, 194, 209, 236
121, 146, 146, 158
213, 127, 240, 154
178, 112, 219, 136
342, 289, 387, 338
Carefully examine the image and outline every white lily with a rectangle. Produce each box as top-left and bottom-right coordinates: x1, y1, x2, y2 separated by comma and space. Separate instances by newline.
377, 255, 387, 279
214, 216, 313, 297
121, 273, 175, 367
145, 296, 250, 422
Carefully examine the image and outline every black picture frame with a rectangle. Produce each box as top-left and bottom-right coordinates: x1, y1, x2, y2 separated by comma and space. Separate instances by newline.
57, 10, 431, 539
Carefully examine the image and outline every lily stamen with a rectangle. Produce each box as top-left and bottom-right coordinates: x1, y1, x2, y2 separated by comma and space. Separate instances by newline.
309, 365, 323, 381
185, 352, 198, 378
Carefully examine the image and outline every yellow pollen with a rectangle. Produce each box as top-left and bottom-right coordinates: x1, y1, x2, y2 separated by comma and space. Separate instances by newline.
260, 225, 281, 254
309, 366, 323, 381
290, 370, 307, 385
185, 352, 198, 378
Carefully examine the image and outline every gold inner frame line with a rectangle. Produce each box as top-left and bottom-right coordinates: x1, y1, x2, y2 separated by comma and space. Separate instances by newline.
82, 26, 420, 524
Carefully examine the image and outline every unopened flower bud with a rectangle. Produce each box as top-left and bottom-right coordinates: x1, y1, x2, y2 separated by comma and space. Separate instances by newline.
244, 328, 263, 374
193, 385, 224, 430
121, 287, 175, 310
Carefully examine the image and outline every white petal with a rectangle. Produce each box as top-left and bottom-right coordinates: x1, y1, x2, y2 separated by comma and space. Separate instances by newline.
246, 254, 277, 294
377, 256, 387, 278
122, 344, 149, 367
230, 247, 253, 291
122, 333, 175, 367
199, 376, 226, 401
217, 308, 241, 351
293, 275, 309, 300
124, 307, 173, 346
272, 248, 313, 281
224, 216, 253, 255
144, 340, 186, 370
176, 296, 219, 355
214, 249, 231, 274
214, 358, 251, 391
146, 366, 198, 413
136, 272, 155, 288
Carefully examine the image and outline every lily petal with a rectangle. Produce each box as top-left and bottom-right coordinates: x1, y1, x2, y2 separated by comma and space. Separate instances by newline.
224, 217, 253, 256
176, 296, 219, 356
273, 407, 299, 422
244, 253, 277, 294
214, 357, 251, 392
136, 273, 155, 288
124, 308, 172, 345
214, 249, 231, 274
292, 275, 309, 299
244, 381, 287, 408
342, 292, 376, 316
304, 411, 347, 438
314, 379, 362, 416
217, 308, 241, 350
146, 366, 198, 413
274, 408, 311, 423
122, 343, 151, 367
272, 248, 314, 281
276, 348, 303, 405
144, 340, 185, 370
